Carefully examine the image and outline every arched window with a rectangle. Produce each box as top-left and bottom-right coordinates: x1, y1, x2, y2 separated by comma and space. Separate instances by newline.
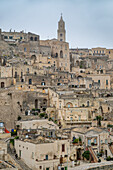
35, 37, 37, 41
56, 53, 58, 58
30, 37, 33, 41
66, 102, 73, 108
60, 50, 63, 58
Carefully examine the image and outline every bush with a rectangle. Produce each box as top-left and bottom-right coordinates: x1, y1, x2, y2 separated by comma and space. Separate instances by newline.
11, 131, 17, 136
82, 151, 90, 160
73, 138, 79, 143
79, 137, 82, 142
10, 139, 14, 146
32, 108, 35, 111
14, 136, 19, 139
91, 142, 94, 146
106, 156, 111, 161
49, 117, 53, 121
39, 113, 46, 118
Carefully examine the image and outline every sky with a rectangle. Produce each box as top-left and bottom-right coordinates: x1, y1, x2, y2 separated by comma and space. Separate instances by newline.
0, 0, 113, 48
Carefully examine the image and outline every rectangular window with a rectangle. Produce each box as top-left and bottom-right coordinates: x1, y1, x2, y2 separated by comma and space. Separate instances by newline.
32, 152, 34, 159
94, 139, 97, 144
88, 139, 91, 146
105, 139, 107, 144
106, 80, 108, 85
45, 155, 48, 160
24, 47, 27, 52
101, 140, 103, 144
98, 80, 100, 84
79, 116, 81, 121
9, 36, 13, 39
62, 144, 65, 152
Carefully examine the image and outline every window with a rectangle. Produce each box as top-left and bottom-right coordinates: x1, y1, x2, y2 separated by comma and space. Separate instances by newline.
101, 140, 103, 144
29, 79, 32, 85
88, 139, 91, 146
105, 139, 107, 144
87, 101, 89, 107
39, 166, 42, 169
27, 68, 29, 73
60, 33, 62, 37
78, 116, 81, 121
32, 152, 34, 159
106, 80, 108, 85
9, 36, 13, 39
35, 37, 37, 41
0, 123, 3, 127
60, 39, 62, 41
89, 84, 92, 88
94, 139, 97, 144
62, 144, 65, 152
30, 37, 33, 41
68, 104, 70, 108
97, 50, 98, 54
4, 36, 8, 39
46, 168, 49, 170
45, 155, 48, 160
24, 48, 27, 52
98, 80, 100, 84
109, 51, 111, 54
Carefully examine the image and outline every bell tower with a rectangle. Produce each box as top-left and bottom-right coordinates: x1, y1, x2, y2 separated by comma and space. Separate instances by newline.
57, 14, 66, 42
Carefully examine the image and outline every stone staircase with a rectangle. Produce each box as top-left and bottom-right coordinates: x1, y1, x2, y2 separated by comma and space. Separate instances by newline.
109, 145, 113, 155
88, 146, 98, 163
8, 151, 32, 170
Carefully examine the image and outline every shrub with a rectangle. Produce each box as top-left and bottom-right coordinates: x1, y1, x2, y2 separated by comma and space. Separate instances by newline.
79, 137, 82, 142
73, 138, 79, 143
82, 151, 90, 160
39, 113, 45, 118
10, 139, 14, 146
106, 156, 111, 161
14, 136, 19, 139
91, 142, 94, 146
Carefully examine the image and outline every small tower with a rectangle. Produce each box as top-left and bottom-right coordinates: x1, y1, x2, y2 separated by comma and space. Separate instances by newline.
57, 14, 66, 42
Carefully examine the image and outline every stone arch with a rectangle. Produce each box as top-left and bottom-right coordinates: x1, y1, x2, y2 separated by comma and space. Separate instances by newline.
31, 55, 36, 63
66, 102, 73, 108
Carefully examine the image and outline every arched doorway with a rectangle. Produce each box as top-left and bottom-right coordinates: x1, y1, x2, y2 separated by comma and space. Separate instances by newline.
35, 99, 38, 109
1, 82, 4, 88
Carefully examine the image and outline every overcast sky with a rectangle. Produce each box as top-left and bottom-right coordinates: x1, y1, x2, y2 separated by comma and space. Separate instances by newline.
0, 0, 113, 48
